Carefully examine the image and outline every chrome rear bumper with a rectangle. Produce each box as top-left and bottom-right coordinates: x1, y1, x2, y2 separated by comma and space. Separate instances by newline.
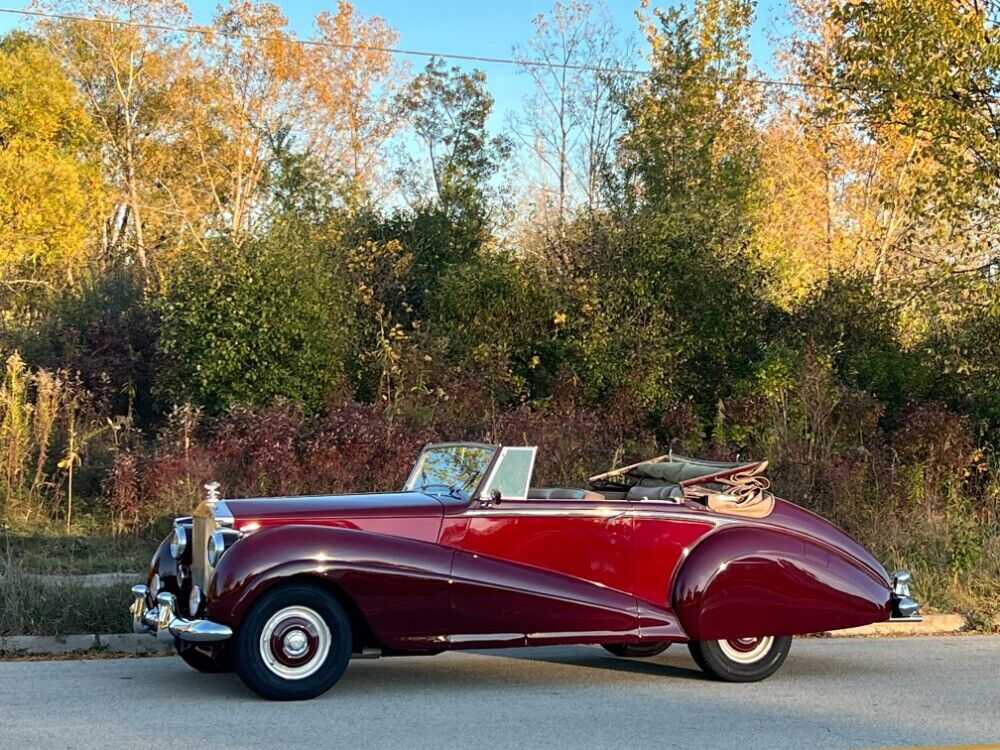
130, 584, 233, 643
889, 570, 922, 622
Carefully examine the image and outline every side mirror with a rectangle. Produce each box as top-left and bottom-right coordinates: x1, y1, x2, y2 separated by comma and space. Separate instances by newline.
478, 488, 503, 508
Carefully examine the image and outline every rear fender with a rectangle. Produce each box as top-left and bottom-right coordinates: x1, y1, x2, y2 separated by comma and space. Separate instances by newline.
673, 526, 892, 640
205, 525, 453, 651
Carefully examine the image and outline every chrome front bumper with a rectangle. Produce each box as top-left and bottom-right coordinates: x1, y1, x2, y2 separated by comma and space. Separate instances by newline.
130, 584, 233, 643
889, 570, 922, 622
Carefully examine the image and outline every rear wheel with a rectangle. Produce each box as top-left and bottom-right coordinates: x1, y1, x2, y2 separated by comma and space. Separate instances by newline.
687, 636, 792, 682
601, 642, 671, 658
232, 583, 352, 701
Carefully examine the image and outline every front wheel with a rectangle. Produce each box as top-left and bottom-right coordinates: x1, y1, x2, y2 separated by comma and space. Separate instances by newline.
688, 636, 792, 682
232, 583, 353, 700
601, 642, 671, 658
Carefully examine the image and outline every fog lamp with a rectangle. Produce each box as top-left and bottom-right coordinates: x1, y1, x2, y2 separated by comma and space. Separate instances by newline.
188, 585, 203, 617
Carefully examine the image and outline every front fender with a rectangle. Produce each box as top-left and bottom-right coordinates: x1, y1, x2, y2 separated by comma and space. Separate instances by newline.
672, 526, 892, 640
206, 525, 454, 651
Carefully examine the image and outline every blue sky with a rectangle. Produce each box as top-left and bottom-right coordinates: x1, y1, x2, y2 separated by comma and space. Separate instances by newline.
0, 0, 790, 126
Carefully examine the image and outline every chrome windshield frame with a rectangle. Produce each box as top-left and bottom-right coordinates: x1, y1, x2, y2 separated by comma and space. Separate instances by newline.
403, 442, 500, 497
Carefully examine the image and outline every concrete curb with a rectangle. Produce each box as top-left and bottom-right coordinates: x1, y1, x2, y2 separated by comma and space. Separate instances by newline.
0, 633, 172, 656
823, 613, 970, 637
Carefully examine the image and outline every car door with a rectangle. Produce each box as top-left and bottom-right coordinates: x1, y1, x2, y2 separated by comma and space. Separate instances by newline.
441, 447, 640, 647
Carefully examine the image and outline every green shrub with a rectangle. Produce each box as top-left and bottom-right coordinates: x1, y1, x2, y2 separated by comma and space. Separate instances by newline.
155, 233, 354, 414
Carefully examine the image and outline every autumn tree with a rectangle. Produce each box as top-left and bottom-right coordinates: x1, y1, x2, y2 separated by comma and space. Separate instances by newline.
401, 59, 511, 219
307, 2, 405, 190
509, 0, 631, 232
35, 0, 193, 274
828, 0, 1000, 295
176, 0, 309, 247
395, 58, 512, 276
0, 32, 103, 304
175, 1, 404, 244
754, 0, 934, 305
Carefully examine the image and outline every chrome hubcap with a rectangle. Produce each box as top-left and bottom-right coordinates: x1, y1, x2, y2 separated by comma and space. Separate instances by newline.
283, 629, 309, 657
259, 606, 331, 680
718, 636, 773, 664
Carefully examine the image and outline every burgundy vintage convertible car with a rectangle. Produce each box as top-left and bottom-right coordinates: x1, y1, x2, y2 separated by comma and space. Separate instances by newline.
131, 442, 919, 700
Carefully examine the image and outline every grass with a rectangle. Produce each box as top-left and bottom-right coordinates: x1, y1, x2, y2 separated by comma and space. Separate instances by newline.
0, 523, 169, 637
0, 566, 131, 636
0, 523, 170, 575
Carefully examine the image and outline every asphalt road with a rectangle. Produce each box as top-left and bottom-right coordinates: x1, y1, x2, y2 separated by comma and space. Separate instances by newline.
0, 636, 998, 750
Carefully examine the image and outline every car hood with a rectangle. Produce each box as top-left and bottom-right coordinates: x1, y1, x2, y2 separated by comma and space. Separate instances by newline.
221, 491, 447, 524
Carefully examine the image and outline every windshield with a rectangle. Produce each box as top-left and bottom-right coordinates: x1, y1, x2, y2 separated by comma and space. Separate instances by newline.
403, 444, 497, 495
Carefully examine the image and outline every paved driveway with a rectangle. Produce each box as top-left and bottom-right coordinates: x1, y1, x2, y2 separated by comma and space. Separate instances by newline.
0, 636, 998, 749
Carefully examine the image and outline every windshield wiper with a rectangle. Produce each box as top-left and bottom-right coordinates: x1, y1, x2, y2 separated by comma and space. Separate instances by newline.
417, 482, 466, 500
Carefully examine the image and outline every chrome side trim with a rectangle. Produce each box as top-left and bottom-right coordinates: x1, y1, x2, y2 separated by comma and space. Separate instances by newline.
462, 507, 731, 525
448, 633, 525, 645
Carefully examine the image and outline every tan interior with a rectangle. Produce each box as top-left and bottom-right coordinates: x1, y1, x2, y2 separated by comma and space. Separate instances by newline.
703, 491, 775, 519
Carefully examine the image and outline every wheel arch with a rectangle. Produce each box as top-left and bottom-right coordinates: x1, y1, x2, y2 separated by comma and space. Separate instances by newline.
267, 573, 380, 653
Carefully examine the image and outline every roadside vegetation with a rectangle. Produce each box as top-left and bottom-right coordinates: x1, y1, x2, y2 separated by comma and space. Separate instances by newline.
2, 0, 1000, 635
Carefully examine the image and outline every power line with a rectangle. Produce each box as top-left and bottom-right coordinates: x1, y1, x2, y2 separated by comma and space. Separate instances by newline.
0, 5, 845, 92
0, 6, 648, 77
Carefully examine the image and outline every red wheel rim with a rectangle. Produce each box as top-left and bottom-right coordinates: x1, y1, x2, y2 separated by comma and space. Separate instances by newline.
268, 615, 321, 668
718, 636, 773, 664
725, 637, 764, 653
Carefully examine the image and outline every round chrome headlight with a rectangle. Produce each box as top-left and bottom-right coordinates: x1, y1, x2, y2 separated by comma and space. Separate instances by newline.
170, 525, 188, 559
207, 529, 225, 566
188, 585, 203, 617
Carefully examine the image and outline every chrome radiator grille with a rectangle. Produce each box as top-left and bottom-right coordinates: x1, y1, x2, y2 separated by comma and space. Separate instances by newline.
192, 513, 210, 588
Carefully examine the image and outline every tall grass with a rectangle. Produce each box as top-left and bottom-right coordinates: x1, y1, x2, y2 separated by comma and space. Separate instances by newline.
0, 352, 117, 530
0, 565, 130, 637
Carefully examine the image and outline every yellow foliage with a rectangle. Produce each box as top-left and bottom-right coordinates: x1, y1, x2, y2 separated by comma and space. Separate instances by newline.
754, 0, 942, 310
0, 34, 103, 292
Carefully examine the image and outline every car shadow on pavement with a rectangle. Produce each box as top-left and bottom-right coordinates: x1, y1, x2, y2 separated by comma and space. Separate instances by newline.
473, 646, 710, 681
144, 642, 871, 702
150, 646, 708, 701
